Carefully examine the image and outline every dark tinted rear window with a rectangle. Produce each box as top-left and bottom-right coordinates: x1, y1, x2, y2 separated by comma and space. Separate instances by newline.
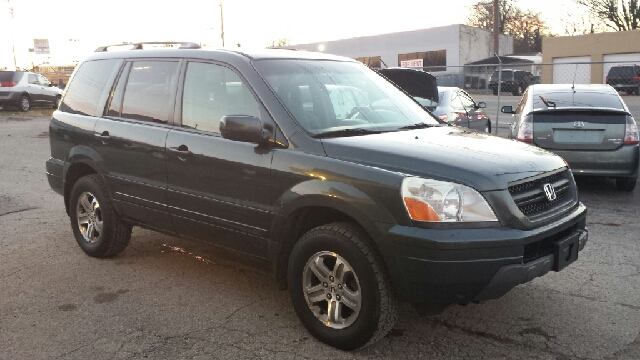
0, 72, 19, 81
491, 70, 514, 81
608, 66, 637, 77
532, 91, 624, 110
60, 60, 120, 116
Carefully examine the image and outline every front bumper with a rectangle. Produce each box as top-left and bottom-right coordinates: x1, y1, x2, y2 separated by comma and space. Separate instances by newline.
375, 202, 587, 304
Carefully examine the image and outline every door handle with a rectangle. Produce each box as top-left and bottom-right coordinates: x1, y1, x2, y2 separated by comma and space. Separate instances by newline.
168, 145, 193, 159
94, 131, 110, 144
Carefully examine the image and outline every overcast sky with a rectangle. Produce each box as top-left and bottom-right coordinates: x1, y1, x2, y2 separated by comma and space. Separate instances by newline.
0, 0, 588, 68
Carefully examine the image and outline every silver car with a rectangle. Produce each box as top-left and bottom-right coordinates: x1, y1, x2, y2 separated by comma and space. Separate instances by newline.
432, 87, 491, 132
503, 84, 639, 191
0, 71, 64, 111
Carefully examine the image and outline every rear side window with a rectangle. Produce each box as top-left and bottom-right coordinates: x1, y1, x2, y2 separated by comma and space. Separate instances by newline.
181, 62, 260, 133
121, 61, 180, 123
60, 59, 120, 116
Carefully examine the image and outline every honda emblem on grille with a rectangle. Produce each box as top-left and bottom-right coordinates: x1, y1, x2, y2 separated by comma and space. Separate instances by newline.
543, 183, 557, 202
573, 121, 585, 128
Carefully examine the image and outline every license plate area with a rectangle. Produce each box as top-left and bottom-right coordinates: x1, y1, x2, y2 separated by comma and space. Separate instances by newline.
553, 233, 580, 271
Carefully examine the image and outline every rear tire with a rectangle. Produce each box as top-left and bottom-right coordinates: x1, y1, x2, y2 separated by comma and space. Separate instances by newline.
69, 174, 132, 257
19, 95, 30, 112
288, 222, 399, 350
616, 176, 637, 192
486, 121, 492, 134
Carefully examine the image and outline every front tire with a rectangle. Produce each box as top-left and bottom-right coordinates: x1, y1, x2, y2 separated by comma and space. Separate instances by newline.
288, 223, 398, 350
69, 174, 132, 257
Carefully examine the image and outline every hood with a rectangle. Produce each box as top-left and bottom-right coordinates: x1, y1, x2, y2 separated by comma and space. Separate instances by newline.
321, 126, 566, 192
378, 68, 439, 104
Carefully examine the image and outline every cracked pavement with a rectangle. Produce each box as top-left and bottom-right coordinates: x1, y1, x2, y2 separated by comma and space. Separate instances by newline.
1, 114, 639, 359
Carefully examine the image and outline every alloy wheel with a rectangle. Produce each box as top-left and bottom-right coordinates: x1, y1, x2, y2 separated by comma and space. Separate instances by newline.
76, 192, 103, 244
302, 251, 362, 329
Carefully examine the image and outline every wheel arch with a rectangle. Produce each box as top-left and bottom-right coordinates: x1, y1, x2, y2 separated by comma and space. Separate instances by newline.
269, 180, 399, 291
63, 159, 101, 215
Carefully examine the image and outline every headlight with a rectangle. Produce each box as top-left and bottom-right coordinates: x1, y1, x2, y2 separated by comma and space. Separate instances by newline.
402, 177, 498, 222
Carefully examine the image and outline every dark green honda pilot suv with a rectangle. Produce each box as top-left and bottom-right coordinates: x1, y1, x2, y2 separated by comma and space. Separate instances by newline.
46, 43, 588, 350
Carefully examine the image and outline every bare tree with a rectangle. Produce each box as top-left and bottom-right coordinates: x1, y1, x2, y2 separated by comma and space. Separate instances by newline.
574, 0, 640, 31
268, 38, 291, 48
467, 0, 553, 53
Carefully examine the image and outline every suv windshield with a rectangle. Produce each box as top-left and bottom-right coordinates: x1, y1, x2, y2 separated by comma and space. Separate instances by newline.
254, 60, 439, 136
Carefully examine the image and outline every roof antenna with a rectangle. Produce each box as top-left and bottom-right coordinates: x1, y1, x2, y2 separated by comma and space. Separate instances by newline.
571, 63, 578, 92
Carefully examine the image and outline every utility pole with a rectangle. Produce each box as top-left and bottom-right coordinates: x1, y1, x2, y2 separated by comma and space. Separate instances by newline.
493, 0, 499, 56
220, 0, 225, 47
6, 0, 18, 70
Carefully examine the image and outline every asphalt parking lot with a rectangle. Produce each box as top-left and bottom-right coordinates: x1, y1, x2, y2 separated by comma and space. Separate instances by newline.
1, 110, 639, 360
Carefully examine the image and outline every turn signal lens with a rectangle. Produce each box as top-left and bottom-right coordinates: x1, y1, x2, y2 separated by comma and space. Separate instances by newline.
403, 198, 441, 221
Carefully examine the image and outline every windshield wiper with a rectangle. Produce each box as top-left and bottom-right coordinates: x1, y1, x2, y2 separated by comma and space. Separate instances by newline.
313, 128, 384, 139
539, 96, 556, 108
396, 123, 440, 130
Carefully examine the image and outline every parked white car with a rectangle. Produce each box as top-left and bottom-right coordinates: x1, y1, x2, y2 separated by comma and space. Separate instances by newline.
432, 87, 491, 133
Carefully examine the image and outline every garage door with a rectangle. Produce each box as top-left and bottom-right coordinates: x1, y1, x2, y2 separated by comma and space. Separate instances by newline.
553, 56, 591, 84
603, 53, 640, 83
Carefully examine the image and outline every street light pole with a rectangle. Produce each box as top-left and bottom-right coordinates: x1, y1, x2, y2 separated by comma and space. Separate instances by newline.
219, 0, 225, 47
6, 0, 18, 70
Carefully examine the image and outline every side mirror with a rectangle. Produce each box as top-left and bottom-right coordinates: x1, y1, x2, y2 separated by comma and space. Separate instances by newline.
49, 83, 55, 87
220, 115, 268, 144
477, 101, 487, 109
501, 106, 515, 114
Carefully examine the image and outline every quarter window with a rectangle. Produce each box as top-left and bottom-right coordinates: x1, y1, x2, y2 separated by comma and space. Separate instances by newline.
60, 59, 120, 116
121, 61, 180, 123
28, 74, 39, 84
181, 62, 260, 133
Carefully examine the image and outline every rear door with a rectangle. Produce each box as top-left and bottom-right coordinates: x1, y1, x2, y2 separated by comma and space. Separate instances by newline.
531, 90, 627, 151
94, 59, 181, 233
27, 73, 45, 103
165, 60, 273, 257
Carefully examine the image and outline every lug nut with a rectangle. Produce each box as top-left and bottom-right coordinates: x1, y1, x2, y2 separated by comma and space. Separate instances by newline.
329, 276, 334, 282
327, 294, 332, 300
338, 284, 342, 289
336, 295, 341, 301
323, 282, 328, 288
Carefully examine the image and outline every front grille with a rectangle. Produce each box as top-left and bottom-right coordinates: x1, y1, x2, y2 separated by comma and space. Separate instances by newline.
508, 170, 576, 222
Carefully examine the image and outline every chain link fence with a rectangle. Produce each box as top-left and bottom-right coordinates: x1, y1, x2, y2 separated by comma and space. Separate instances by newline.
400, 60, 639, 95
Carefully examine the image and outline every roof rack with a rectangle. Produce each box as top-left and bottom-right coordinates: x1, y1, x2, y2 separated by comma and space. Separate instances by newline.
95, 41, 201, 52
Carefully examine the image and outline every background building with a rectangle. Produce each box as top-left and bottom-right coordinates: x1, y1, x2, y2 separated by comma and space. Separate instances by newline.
542, 30, 640, 84
286, 24, 513, 80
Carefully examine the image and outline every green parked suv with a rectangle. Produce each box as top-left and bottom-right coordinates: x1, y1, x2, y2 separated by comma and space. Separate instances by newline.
46, 43, 588, 350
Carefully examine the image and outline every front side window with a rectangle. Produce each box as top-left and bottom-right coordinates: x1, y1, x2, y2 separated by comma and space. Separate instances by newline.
254, 60, 439, 137
37, 74, 49, 86
121, 61, 180, 123
28, 74, 38, 84
181, 62, 260, 133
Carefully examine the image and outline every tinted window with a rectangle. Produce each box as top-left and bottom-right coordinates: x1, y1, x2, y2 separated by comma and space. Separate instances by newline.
0, 72, 18, 81
491, 70, 514, 81
532, 91, 624, 110
60, 59, 120, 116
182, 62, 260, 133
121, 61, 180, 123
107, 62, 132, 117
608, 66, 635, 77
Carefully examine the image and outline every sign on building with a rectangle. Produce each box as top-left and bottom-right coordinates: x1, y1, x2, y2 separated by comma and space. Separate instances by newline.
400, 59, 423, 68
34, 39, 50, 55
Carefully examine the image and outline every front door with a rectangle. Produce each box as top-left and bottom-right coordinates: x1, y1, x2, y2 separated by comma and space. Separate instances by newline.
165, 61, 273, 257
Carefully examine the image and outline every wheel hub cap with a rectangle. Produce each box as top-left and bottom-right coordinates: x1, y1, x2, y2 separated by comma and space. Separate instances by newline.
302, 251, 362, 329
